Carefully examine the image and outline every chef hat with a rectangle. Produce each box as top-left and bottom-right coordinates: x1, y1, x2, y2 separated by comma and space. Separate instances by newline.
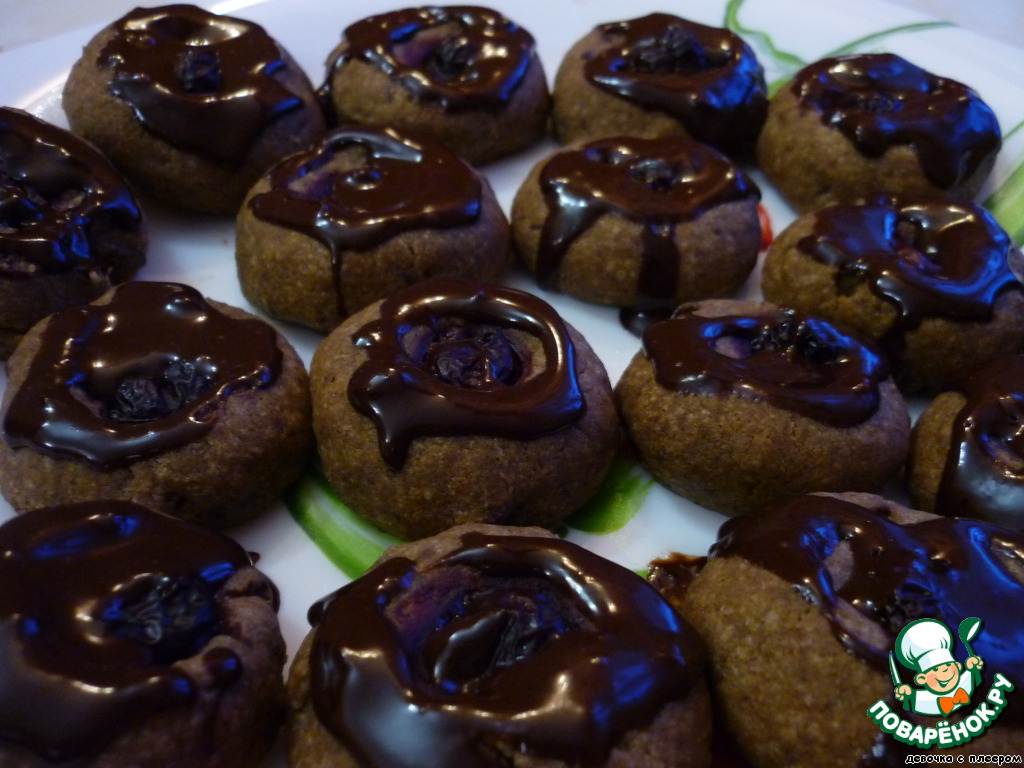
896, 618, 955, 673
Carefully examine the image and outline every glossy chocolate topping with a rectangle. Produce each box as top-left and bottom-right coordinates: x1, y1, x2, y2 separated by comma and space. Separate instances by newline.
0, 500, 255, 760
307, 531, 705, 767
709, 494, 1024, 727
348, 278, 584, 469
936, 355, 1024, 530
584, 13, 768, 156
642, 305, 889, 427
796, 198, 1019, 363
535, 135, 758, 312
98, 4, 308, 166
2, 281, 282, 469
793, 53, 1001, 189
0, 107, 143, 280
331, 5, 535, 111
249, 126, 481, 317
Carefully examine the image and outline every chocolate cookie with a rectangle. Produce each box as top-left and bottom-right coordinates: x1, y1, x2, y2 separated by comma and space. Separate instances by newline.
761, 197, 1024, 393
0, 499, 285, 768
322, 6, 549, 166
677, 492, 1024, 766
511, 134, 761, 321
0, 107, 146, 359
63, 4, 325, 214
0, 281, 314, 528
309, 278, 621, 540
287, 523, 712, 768
614, 299, 910, 516
757, 53, 1001, 212
236, 125, 510, 332
551, 13, 768, 158
909, 354, 1024, 531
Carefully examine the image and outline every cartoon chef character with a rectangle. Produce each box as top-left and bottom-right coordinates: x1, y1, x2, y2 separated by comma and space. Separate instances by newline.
893, 618, 984, 716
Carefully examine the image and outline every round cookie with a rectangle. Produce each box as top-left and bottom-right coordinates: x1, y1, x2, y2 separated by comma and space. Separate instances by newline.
614, 299, 910, 516
286, 522, 712, 768
63, 4, 325, 214
309, 277, 621, 540
236, 125, 510, 333
757, 53, 1001, 212
322, 6, 550, 166
676, 492, 1024, 767
0, 281, 314, 529
551, 13, 768, 158
761, 197, 1024, 394
511, 134, 761, 322
0, 499, 285, 768
909, 353, 1024, 531
0, 107, 146, 359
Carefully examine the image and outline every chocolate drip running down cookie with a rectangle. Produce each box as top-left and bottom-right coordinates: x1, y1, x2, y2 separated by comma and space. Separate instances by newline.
643, 305, 889, 427
98, 4, 309, 166
0, 500, 273, 762
524, 135, 760, 320
932, 355, 1024, 530
0, 107, 144, 281
347, 278, 584, 469
303, 530, 707, 767
586, 14, 767, 154
248, 127, 482, 319
2, 281, 281, 469
794, 54, 1001, 191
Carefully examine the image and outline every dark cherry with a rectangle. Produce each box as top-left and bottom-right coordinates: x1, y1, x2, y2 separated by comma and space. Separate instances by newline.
624, 24, 720, 74
428, 37, 475, 82
740, 310, 840, 366
410, 318, 524, 389
174, 47, 222, 94
107, 358, 212, 422
879, 582, 941, 636
101, 574, 220, 665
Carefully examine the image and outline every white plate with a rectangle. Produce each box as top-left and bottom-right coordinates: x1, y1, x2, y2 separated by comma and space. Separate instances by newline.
2, 0, 1023, 764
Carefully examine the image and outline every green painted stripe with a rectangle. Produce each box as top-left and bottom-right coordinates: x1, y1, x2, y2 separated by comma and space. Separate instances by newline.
285, 469, 399, 579
566, 456, 654, 534
824, 21, 953, 58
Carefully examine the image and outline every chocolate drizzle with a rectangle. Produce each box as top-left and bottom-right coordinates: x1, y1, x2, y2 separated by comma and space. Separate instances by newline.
0, 500, 255, 760
642, 305, 889, 427
584, 13, 768, 156
709, 494, 1024, 728
249, 126, 481, 317
535, 135, 759, 313
2, 282, 282, 469
347, 279, 584, 469
0, 107, 143, 280
936, 355, 1024, 530
793, 54, 1001, 189
329, 6, 535, 111
307, 532, 705, 767
796, 198, 1019, 366
98, 4, 308, 166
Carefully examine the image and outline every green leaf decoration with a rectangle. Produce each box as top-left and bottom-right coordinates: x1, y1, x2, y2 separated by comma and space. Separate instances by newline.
565, 455, 654, 534
724, 0, 805, 71
285, 467, 399, 579
823, 21, 953, 58
986, 119, 1024, 246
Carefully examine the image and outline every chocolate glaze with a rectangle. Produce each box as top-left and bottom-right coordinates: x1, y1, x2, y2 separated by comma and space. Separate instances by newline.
584, 13, 768, 156
328, 6, 535, 112
796, 198, 1020, 367
0, 107, 143, 280
2, 281, 282, 469
792, 53, 1001, 189
348, 278, 585, 469
936, 355, 1024, 530
249, 126, 481, 317
0, 500, 256, 760
709, 494, 1024, 730
307, 532, 705, 767
534, 135, 759, 314
98, 4, 310, 166
642, 305, 889, 427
